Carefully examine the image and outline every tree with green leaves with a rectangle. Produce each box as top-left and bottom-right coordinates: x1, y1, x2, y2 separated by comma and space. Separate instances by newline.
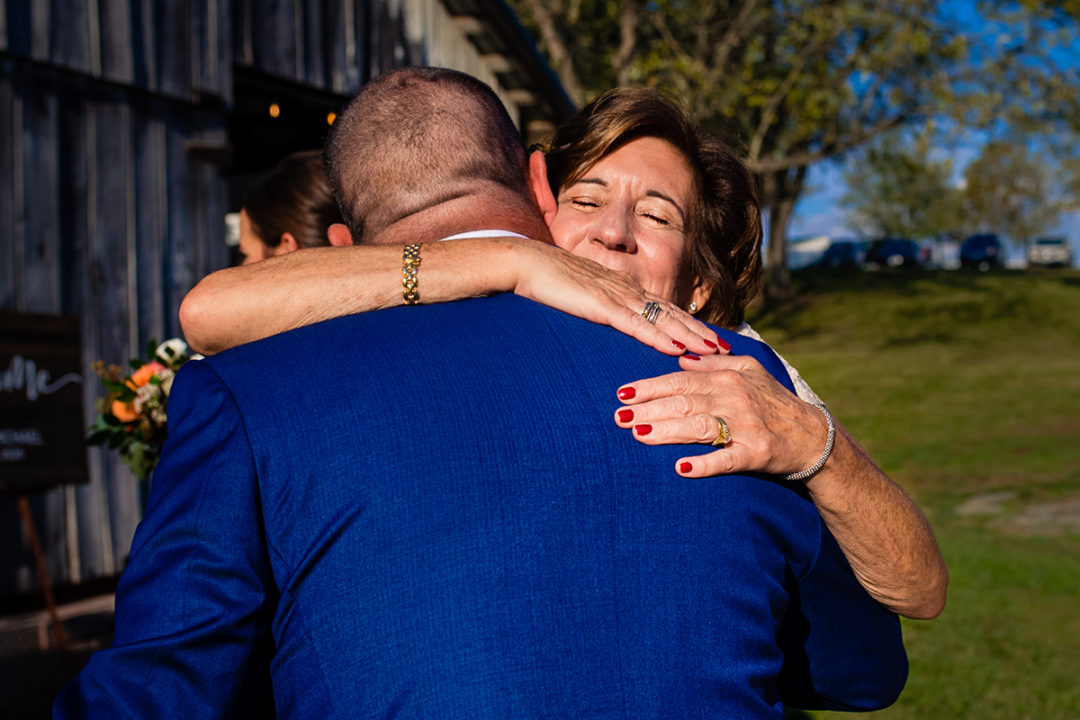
962, 140, 1066, 243
841, 134, 963, 239
510, 0, 1080, 299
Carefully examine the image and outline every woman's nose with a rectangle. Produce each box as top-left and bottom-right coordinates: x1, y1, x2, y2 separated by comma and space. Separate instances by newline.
591, 208, 636, 253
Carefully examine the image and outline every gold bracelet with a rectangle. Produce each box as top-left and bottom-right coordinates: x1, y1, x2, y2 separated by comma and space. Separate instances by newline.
402, 243, 422, 305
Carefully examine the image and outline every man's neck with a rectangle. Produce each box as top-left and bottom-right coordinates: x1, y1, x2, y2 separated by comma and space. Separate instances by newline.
365, 185, 553, 247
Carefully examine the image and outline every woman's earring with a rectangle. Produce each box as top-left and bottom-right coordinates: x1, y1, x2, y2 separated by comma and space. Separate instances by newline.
688, 302, 698, 314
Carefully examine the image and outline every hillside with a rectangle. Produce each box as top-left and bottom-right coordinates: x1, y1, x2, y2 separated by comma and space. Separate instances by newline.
751, 269, 1080, 719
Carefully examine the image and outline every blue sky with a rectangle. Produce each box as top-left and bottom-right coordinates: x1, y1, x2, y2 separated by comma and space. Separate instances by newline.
787, 0, 1080, 264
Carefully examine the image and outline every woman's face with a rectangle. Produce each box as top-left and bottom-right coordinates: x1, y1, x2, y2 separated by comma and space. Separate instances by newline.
238, 209, 296, 265
549, 137, 695, 303
237, 209, 271, 266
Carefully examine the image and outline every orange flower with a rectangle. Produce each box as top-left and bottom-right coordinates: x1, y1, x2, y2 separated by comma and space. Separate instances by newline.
129, 361, 166, 388
111, 399, 139, 423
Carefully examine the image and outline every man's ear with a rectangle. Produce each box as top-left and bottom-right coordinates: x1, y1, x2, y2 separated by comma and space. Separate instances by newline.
275, 232, 300, 255
326, 223, 355, 247
527, 151, 558, 226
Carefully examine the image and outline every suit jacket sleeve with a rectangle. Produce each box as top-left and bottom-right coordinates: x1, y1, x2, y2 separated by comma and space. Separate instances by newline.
722, 325, 908, 709
778, 517, 908, 711
55, 360, 276, 719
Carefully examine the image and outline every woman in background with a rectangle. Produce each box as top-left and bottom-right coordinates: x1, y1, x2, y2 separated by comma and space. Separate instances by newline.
236, 150, 343, 265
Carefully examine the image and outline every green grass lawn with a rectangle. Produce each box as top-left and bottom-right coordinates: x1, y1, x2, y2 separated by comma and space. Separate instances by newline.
751, 269, 1080, 719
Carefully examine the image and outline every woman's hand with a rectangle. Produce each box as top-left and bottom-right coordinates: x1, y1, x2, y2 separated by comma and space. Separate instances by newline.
613, 353, 828, 477
614, 352, 949, 619
505, 238, 723, 357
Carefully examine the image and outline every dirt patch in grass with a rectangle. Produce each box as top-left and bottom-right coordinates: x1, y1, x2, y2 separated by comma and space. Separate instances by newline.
956, 491, 1080, 536
992, 497, 1080, 536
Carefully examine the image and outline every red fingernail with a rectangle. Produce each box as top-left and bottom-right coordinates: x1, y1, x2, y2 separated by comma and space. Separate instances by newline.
617, 409, 634, 423
672, 340, 686, 351
679, 461, 693, 474
716, 337, 731, 351
635, 424, 652, 436
618, 387, 636, 400
684, 353, 701, 361
703, 339, 717, 350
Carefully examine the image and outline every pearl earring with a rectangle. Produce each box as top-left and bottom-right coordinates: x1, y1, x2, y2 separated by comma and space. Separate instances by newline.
688, 302, 698, 313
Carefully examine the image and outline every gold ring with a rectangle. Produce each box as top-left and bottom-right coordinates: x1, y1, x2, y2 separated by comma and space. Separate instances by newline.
711, 416, 731, 447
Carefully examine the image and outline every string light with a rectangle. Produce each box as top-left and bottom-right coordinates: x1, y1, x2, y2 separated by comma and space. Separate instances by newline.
326, 112, 337, 125
268, 103, 281, 118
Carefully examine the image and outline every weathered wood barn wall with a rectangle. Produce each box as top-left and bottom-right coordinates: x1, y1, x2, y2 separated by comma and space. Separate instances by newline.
0, 0, 572, 603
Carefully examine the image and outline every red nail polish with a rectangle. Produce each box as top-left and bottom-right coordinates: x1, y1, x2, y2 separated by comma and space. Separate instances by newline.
635, 424, 652, 436
683, 353, 701, 361
716, 337, 731, 351
679, 461, 693, 474
703, 339, 717, 350
618, 387, 636, 400
672, 340, 686, 351
617, 409, 634, 423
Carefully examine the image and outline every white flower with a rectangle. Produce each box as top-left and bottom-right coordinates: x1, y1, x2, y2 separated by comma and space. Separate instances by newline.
159, 368, 176, 396
155, 338, 190, 367
134, 384, 167, 425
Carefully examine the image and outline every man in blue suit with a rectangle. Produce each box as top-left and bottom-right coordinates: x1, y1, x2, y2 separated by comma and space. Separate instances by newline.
56, 67, 905, 718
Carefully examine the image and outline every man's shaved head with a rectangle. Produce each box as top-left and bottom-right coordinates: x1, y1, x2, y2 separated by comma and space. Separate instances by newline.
325, 67, 529, 242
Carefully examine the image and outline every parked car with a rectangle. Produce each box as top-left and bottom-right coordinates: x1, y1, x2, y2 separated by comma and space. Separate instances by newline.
863, 238, 920, 269
819, 239, 865, 269
1027, 236, 1073, 268
960, 233, 1004, 271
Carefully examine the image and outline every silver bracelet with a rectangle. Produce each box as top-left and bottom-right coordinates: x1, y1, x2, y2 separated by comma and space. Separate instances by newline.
783, 403, 835, 482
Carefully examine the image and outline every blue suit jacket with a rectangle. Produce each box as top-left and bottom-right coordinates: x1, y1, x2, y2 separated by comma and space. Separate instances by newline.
57, 295, 906, 719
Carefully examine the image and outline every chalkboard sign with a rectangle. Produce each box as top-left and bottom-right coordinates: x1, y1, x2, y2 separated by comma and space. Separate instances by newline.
0, 312, 89, 493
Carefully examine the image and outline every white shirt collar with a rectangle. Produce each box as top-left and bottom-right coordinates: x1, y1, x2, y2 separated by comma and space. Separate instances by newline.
437, 229, 530, 241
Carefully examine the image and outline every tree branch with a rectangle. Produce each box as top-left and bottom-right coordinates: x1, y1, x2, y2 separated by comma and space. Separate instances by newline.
614, 1, 640, 85
749, 114, 909, 173
519, 0, 585, 104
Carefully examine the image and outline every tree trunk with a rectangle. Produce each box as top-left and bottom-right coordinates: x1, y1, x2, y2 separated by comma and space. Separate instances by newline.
762, 165, 807, 303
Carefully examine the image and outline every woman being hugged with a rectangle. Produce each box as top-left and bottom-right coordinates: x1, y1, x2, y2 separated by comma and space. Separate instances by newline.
236, 150, 342, 265
181, 88, 946, 620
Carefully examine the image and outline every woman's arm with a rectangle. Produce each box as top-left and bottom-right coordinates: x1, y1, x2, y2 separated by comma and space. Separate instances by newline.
613, 353, 948, 620
179, 236, 718, 357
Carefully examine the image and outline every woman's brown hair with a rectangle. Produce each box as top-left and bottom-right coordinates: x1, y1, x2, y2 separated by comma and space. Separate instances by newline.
243, 150, 343, 250
544, 88, 762, 328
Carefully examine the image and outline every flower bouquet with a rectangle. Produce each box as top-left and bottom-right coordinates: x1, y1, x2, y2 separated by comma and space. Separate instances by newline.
86, 338, 192, 481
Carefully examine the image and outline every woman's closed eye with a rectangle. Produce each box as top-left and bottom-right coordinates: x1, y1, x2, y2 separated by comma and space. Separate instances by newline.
637, 204, 681, 230
564, 196, 602, 211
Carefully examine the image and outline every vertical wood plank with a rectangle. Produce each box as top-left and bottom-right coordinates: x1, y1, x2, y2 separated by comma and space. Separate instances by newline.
88, 96, 140, 562
156, 0, 191, 98
98, 0, 134, 84
164, 116, 195, 340
31, 0, 50, 60
78, 99, 117, 579
233, 0, 254, 67
1, 0, 8, 50
19, 67, 61, 313
48, 0, 90, 72
130, 0, 157, 90
213, 0, 233, 104
0, 67, 15, 308
251, 0, 298, 79
133, 99, 165, 348
56, 85, 112, 583
3, 2, 32, 55
303, 0, 325, 88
